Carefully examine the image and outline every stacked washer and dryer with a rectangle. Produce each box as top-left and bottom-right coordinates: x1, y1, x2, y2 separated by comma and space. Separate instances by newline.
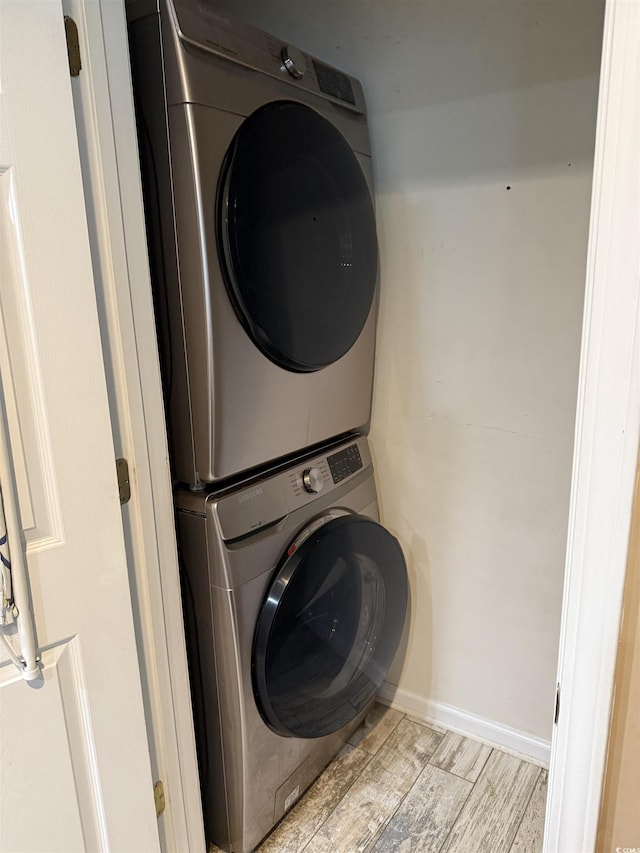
127, 1, 409, 850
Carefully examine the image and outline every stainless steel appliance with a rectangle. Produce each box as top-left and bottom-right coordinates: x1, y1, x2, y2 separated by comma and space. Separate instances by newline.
127, 0, 380, 486
175, 435, 408, 852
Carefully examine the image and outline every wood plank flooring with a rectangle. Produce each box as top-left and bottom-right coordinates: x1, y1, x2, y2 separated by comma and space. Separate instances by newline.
213, 703, 547, 852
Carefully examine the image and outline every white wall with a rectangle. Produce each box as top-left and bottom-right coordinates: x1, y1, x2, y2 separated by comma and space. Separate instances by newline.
213, 0, 604, 742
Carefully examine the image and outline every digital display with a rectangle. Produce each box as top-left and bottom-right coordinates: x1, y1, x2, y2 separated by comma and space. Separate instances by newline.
327, 444, 363, 484
313, 60, 356, 105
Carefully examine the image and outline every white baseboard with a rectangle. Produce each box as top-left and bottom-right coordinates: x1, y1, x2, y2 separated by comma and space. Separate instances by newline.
377, 682, 551, 768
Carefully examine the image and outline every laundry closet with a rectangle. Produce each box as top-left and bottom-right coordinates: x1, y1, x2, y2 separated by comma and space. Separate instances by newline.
0, 2, 626, 851
124, 2, 606, 848
205, 0, 605, 751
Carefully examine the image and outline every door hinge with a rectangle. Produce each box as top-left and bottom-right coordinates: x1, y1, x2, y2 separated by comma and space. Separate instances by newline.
554, 682, 561, 724
64, 15, 82, 77
116, 458, 131, 505
153, 780, 165, 817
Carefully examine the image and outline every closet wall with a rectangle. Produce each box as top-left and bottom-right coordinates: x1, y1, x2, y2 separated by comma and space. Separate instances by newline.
213, 0, 604, 743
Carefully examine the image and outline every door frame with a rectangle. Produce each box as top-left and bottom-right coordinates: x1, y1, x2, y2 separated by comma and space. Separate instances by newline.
544, 0, 640, 850
64, 1, 205, 850
72, 0, 638, 851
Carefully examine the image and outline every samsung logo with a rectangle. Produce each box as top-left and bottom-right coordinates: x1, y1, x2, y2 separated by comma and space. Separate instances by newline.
238, 487, 263, 503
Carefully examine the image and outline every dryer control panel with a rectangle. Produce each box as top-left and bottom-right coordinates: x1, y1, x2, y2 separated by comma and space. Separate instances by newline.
164, 0, 366, 113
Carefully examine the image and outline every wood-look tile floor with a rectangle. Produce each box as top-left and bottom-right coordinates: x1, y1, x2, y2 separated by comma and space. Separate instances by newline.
215, 703, 548, 853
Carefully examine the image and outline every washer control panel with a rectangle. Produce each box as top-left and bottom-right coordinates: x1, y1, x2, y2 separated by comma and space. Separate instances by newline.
327, 444, 363, 484
209, 436, 371, 541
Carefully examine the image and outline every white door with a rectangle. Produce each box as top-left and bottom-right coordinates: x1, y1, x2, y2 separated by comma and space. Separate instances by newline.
0, 2, 161, 850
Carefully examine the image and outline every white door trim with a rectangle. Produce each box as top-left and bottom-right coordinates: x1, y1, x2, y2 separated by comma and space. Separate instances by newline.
544, 0, 640, 850
66, 2, 205, 850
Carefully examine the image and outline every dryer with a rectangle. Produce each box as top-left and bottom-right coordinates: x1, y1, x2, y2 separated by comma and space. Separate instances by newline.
128, 0, 380, 487
175, 435, 408, 852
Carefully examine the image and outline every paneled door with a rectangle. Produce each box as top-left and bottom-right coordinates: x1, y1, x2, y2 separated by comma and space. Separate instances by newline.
0, 2, 160, 850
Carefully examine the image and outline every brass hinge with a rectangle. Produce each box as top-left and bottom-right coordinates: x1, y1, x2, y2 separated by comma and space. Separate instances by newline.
154, 781, 165, 817
554, 682, 561, 724
64, 15, 82, 77
116, 458, 131, 505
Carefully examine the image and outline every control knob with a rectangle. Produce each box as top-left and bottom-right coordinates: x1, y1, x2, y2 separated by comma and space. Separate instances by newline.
302, 467, 324, 494
281, 45, 307, 79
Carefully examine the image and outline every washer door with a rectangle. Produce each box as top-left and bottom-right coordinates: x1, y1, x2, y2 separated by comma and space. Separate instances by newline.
218, 101, 378, 373
252, 515, 408, 739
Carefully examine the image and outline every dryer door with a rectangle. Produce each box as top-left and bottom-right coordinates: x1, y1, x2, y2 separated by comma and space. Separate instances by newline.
218, 101, 378, 373
252, 514, 408, 739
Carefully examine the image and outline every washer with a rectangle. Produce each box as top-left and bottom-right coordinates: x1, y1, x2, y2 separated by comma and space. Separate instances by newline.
127, 0, 381, 487
175, 435, 408, 852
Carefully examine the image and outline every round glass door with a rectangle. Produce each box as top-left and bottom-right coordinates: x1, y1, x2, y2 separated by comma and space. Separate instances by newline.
218, 102, 378, 373
252, 515, 408, 738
